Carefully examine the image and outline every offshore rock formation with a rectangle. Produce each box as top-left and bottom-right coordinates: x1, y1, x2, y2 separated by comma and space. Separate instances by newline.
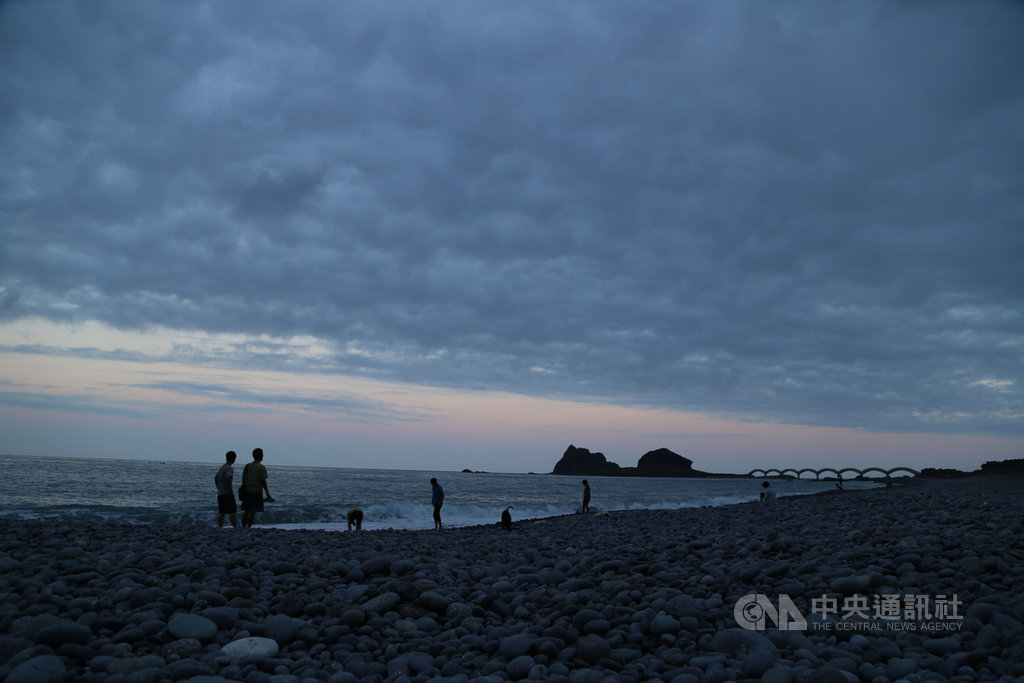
636, 448, 700, 476
552, 445, 717, 477
552, 445, 623, 476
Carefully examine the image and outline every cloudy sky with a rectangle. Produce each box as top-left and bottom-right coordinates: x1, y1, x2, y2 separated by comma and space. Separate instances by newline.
1, 1, 1021, 474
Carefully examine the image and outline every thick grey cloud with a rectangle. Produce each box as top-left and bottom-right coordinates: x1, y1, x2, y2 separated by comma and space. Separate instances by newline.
1, 1, 1022, 435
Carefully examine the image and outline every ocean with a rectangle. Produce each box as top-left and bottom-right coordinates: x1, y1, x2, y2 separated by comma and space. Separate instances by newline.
0, 454, 878, 531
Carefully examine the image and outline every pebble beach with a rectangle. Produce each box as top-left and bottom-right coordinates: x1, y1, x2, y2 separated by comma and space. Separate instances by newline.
2, 477, 1022, 683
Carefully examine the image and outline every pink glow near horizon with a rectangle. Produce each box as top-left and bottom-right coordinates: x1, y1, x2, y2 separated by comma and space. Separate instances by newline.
1, 350, 1019, 474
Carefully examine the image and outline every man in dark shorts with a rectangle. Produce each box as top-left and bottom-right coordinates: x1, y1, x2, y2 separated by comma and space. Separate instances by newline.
241, 448, 274, 528
215, 450, 238, 528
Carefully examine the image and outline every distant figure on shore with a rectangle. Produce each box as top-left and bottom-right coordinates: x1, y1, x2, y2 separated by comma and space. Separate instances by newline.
215, 450, 238, 528
241, 448, 274, 528
501, 505, 514, 531
836, 479, 844, 492
347, 507, 363, 531
581, 479, 591, 513
760, 481, 777, 504
430, 477, 445, 529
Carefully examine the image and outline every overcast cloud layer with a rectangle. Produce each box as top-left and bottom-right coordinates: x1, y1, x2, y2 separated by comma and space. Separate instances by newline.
2, 1, 1022, 438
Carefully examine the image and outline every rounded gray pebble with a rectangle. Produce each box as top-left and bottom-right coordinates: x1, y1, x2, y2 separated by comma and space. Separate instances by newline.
202, 606, 240, 629
360, 556, 395, 576
339, 608, 365, 627
829, 575, 870, 594
707, 628, 779, 657
390, 558, 415, 574
362, 591, 400, 614
575, 634, 611, 663
886, 657, 918, 678
418, 590, 450, 613
668, 674, 700, 683
649, 613, 680, 636
760, 665, 796, 683
163, 637, 203, 660
168, 613, 218, 641
263, 614, 300, 645
922, 636, 960, 655
500, 633, 532, 659
220, 636, 280, 664
568, 668, 605, 683
446, 601, 473, 623
741, 644, 777, 676
5, 654, 65, 683
506, 654, 535, 680
34, 621, 93, 647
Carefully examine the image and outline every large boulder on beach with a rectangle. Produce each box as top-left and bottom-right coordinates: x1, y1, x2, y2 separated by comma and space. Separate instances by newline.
552, 445, 623, 475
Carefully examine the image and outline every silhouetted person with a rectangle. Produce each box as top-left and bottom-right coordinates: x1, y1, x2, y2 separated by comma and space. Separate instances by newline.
760, 481, 777, 504
501, 505, 514, 530
215, 450, 238, 528
347, 507, 363, 531
430, 477, 444, 529
241, 447, 274, 527
581, 479, 591, 513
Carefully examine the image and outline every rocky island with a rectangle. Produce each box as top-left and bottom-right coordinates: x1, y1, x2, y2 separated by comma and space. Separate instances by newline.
551, 445, 741, 478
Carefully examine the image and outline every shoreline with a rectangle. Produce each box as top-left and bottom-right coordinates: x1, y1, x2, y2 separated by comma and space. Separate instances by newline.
2, 478, 1022, 681
0, 461, 888, 532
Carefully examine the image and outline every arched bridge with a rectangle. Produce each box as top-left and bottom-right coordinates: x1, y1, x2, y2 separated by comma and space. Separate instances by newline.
746, 466, 919, 480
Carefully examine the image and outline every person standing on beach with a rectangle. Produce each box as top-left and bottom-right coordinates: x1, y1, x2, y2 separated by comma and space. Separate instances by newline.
214, 450, 238, 528
430, 477, 444, 529
760, 481, 777, 504
581, 479, 591, 513
241, 448, 274, 528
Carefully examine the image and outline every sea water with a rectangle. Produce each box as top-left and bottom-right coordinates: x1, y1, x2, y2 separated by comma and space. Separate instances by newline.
0, 454, 878, 531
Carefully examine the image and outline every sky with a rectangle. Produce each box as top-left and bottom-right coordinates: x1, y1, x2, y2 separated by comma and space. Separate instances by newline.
1, 1, 1022, 475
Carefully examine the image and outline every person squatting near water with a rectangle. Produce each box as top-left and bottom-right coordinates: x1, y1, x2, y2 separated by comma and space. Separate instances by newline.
347, 507, 363, 531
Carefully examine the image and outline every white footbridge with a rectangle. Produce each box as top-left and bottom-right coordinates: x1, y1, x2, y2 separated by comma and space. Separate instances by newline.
747, 466, 919, 482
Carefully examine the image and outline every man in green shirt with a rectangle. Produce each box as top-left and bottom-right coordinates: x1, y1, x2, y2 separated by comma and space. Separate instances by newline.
241, 447, 274, 527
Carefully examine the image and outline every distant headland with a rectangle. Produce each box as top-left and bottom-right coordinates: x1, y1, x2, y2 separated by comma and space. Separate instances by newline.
551, 444, 745, 478
918, 458, 1024, 478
